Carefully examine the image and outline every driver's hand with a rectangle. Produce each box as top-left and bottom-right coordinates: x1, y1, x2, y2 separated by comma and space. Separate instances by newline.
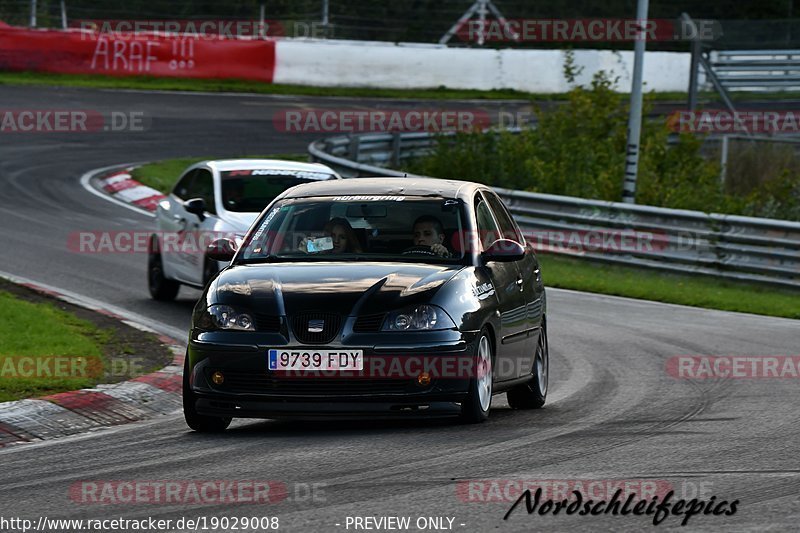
430, 243, 450, 257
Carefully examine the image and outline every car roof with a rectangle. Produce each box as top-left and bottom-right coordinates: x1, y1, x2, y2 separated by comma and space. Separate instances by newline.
281, 177, 484, 199
205, 159, 339, 174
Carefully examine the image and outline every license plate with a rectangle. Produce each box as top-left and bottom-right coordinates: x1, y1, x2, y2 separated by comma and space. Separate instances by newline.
268, 349, 364, 371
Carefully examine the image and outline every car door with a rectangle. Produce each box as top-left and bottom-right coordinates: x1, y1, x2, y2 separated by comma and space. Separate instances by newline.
163, 167, 220, 285
180, 167, 221, 286
475, 193, 528, 382
158, 168, 195, 281
484, 190, 543, 377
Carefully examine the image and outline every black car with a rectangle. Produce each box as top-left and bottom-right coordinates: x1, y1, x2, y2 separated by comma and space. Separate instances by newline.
183, 177, 548, 431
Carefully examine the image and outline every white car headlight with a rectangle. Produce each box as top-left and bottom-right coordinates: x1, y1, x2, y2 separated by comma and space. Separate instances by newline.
207, 304, 255, 331
382, 305, 455, 331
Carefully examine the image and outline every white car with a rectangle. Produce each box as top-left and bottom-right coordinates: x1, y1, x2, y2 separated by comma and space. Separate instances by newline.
147, 159, 341, 300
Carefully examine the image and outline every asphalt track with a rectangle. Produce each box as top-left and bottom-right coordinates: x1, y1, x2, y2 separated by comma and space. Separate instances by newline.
0, 86, 799, 532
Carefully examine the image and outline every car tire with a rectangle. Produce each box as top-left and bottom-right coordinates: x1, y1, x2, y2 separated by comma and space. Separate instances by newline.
148, 236, 180, 301
507, 319, 549, 410
460, 329, 494, 423
182, 355, 232, 433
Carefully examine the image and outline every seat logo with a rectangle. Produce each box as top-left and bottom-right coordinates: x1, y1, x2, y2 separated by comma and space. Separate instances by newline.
308, 319, 325, 333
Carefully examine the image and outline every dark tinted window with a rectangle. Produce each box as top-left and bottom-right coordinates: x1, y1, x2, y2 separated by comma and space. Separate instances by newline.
475, 197, 500, 252
172, 169, 195, 201
190, 169, 216, 215
221, 170, 335, 213
484, 192, 523, 243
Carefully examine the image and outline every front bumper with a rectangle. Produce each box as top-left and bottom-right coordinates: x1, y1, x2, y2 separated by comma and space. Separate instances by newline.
187, 329, 478, 419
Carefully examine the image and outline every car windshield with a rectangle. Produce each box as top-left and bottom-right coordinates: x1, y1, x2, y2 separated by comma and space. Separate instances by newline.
221, 169, 335, 213
238, 196, 467, 264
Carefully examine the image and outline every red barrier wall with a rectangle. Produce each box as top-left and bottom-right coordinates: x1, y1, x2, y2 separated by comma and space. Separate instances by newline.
0, 27, 275, 82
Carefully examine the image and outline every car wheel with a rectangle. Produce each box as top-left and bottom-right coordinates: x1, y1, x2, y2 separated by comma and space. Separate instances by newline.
182, 354, 232, 433
148, 237, 180, 301
507, 319, 549, 409
460, 329, 494, 423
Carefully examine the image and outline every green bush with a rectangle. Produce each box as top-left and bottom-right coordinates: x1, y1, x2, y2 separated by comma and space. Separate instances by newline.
406, 63, 800, 221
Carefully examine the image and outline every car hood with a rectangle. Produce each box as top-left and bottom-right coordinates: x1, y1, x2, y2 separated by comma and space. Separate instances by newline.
210, 262, 461, 317
218, 211, 259, 232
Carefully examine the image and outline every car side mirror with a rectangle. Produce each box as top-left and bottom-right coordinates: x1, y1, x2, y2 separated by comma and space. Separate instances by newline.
482, 239, 525, 263
207, 238, 238, 262
184, 198, 206, 221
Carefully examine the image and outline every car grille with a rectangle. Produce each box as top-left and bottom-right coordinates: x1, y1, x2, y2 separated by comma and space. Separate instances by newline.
353, 313, 386, 333
211, 370, 419, 396
253, 313, 282, 332
290, 312, 342, 344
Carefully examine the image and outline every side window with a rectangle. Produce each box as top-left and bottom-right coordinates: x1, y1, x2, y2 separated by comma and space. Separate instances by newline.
191, 169, 216, 215
475, 197, 500, 251
176, 168, 216, 215
172, 169, 196, 201
485, 192, 523, 243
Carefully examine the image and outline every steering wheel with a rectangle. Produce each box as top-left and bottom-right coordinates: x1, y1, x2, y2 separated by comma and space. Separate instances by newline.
401, 245, 439, 257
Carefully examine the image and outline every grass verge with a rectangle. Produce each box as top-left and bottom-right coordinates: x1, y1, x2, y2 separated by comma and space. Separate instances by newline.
3, 70, 789, 102
0, 71, 541, 100
539, 253, 800, 320
130, 153, 307, 192
0, 290, 110, 401
0, 280, 174, 403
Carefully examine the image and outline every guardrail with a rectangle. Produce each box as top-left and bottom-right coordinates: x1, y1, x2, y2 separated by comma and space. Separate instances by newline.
710, 50, 800, 92
308, 131, 800, 289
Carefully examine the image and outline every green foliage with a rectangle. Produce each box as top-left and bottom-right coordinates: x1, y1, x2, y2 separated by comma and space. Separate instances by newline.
407, 65, 800, 221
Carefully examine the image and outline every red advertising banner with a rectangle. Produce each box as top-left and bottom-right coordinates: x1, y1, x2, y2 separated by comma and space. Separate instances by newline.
0, 26, 275, 82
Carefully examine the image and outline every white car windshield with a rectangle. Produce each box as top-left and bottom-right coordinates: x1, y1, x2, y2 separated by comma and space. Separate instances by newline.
221, 170, 335, 213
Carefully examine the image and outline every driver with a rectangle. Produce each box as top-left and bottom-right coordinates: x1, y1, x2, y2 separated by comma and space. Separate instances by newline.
410, 215, 451, 258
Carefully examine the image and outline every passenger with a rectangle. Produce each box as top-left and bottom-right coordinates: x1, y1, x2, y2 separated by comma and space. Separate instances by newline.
324, 217, 363, 253
299, 217, 363, 253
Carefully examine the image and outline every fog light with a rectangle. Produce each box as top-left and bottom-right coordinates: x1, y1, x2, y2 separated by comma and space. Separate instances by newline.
417, 372, 431, 386
211, 371, 225, 385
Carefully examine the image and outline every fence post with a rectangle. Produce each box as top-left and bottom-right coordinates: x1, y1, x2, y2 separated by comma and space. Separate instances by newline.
621, 0, 650, 204
719, 135, 729, 187
391, 133, 402, 167
29, 0, 37, 27
684, 15, 701, 111
60, 0, 67, 29
348, 135, 361, 161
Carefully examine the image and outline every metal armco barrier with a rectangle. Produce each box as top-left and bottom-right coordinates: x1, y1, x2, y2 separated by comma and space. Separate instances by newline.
309, 131, 800, 288
710, 50, 800, 92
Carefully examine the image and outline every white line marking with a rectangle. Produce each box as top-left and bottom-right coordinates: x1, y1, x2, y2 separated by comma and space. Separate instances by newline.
79, 163, 156, 218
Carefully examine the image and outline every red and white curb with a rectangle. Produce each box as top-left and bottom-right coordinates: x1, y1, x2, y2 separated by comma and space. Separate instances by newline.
80, 163, 160, 217
0, 272, 187, 448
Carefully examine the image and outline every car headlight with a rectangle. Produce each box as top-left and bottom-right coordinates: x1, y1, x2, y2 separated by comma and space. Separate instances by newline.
382, 305, 455, 331
200, 304, 255, 331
